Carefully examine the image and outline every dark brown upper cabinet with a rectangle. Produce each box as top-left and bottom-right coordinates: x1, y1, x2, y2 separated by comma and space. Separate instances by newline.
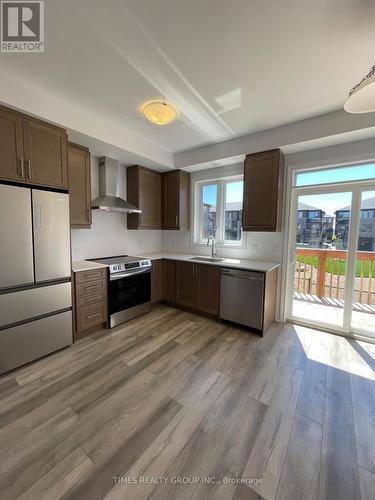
68, 142, 91, 228
0, 104, 68, 189
23, 117, 68, 189
0, 106, 24, 183
162, 170, 190, 230
127, 165, 162, 229
242, 149, 284, 232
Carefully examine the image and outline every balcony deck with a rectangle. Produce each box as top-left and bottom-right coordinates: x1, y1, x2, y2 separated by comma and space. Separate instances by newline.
293, 248, 375, 334
293, 292, 375, 332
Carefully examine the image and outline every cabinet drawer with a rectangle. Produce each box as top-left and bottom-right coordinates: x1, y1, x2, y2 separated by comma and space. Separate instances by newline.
77, 302, 107, 332
76, 289, 106, 307
75, 268, 107, 283
76, 278, 106, 296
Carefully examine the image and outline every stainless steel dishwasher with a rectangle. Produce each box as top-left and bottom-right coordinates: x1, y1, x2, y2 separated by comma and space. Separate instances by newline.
220, 268, 264, 331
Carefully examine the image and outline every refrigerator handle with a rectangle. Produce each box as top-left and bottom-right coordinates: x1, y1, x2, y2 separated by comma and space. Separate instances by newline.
34, 204, 42, 229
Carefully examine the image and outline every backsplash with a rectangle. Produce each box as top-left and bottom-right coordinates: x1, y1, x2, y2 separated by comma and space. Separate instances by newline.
71, 211, 162, 260
162, 230, 282, 262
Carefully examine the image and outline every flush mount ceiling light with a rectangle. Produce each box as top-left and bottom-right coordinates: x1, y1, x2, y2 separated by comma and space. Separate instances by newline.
142, 101, 177, 125
345, 62, 375, 113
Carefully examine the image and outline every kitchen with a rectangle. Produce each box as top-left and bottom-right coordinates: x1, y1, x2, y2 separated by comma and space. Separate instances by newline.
1, 2, 375, 499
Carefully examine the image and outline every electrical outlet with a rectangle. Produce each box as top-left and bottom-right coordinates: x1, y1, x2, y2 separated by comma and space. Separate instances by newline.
249, 243, 258, 251
272, 245, 279, 256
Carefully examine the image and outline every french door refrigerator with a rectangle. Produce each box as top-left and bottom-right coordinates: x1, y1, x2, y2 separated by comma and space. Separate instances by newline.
0, 183, 73, 374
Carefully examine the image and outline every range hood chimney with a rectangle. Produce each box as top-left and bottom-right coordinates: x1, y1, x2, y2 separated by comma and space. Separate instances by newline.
91, 157, 141, 213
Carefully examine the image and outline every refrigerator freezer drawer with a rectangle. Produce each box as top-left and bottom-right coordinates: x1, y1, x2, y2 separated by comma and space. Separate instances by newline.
32, 189, 71, 282
0, 184, 34, 289
0, 311, 73, 375
0, 282, 72, 329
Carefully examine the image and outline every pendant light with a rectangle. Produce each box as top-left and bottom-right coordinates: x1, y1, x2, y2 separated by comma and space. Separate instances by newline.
345, 63, 375, 113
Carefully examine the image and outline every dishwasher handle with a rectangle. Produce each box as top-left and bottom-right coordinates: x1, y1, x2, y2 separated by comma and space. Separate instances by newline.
221, 268, 264, 280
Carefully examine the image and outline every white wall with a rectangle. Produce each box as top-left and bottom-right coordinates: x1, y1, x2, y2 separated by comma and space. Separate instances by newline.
71, 158, 162, 260
162, 231, 282, 262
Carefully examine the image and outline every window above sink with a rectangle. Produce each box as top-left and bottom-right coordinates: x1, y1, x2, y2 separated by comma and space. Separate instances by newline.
193, 174, 244, 248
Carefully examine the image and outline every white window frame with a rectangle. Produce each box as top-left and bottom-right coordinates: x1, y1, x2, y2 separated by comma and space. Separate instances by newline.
193, 174, 244, 247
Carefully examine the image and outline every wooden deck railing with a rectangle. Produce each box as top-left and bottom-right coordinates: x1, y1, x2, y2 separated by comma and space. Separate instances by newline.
295, 248, 375, 305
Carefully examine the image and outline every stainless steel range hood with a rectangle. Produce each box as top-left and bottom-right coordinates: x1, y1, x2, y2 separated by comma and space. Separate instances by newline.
91, 157, 141, 213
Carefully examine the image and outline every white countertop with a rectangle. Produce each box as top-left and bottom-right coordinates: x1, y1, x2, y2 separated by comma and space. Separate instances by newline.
138, 253, 280, 273
71, 260, 108, 272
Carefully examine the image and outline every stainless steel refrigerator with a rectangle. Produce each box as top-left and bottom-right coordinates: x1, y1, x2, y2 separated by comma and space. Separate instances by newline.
0, 183, 73, 375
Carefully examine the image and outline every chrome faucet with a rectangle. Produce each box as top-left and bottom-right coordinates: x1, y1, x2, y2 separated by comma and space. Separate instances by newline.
207, 235, 217, 258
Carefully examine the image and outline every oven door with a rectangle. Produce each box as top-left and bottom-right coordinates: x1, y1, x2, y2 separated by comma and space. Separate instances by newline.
108, 270, 151, 317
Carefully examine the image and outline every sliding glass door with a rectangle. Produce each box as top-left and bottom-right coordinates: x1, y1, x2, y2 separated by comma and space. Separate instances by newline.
286, 165, 375, 338
351, 189, 375, 336
291, 189, 352, 330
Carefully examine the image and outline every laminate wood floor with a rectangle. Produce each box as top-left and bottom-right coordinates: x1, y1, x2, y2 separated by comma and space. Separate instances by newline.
0, 305, 374, 500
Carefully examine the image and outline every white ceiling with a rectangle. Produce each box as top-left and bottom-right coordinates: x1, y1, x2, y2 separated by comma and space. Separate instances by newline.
1, 0, 375, 165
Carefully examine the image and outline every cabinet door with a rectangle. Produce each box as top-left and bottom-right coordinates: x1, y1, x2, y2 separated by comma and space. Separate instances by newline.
151, 259, 164, 304
243, 149, 284, 232
68, 143, 91, 228
139, 168, 161, 228
162, 171, 180, 229
23, 117, 68, 188
0, 106, 25, 182
175, 261, 196, 308
128, 167, 161, 229
163, 259, 175, 303
196, 264, 220, 315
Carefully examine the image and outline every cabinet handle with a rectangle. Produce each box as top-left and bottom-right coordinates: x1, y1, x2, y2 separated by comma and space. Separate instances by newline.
175, 214, 178, 226
26, 160, 32, 179
84, 284, 98, 291
87, 312, 101, 319
18, 158, 24, 177
85, 294, 101, 302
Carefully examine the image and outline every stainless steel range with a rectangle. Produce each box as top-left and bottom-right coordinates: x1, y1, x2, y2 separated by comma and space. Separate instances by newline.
88, 255, 152, 328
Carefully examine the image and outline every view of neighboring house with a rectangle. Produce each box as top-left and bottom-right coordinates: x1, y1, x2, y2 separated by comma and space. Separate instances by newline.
203, 201, 242, 241
335, 196, 375, 251
297, 202, 334, 248
202, 202, 217, 240
224, 201, 242, 240
297, 197, 375, 250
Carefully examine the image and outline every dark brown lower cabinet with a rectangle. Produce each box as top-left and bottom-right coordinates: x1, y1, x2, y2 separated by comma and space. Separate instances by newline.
175, 261, 196, 309
196, 264, 220, 315
73, 268, 108, 338
175, 261, 220, 316
151, 259, 163, 304
163, 259, 176, 303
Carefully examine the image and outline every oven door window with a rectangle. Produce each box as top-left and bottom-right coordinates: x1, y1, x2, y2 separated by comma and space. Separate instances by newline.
109, 272, 151, 315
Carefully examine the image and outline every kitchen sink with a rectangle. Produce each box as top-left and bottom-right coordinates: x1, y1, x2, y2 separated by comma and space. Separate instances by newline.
190, 256, 224, 263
